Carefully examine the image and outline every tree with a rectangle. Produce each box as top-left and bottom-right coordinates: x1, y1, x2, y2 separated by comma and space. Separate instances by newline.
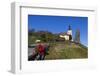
28, 28, 35, 36
74, 29, 80, 43
40, 33, 47, 42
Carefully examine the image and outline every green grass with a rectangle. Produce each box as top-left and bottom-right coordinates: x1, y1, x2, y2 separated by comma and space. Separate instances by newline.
45, 42, 88, 60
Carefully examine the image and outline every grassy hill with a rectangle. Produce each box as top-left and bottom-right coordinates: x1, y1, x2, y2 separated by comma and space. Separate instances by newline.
45, 42, 88, 60
28, 30, 88, 60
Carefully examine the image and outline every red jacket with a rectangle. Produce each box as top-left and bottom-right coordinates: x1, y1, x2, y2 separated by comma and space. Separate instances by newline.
37, 44, 45, 55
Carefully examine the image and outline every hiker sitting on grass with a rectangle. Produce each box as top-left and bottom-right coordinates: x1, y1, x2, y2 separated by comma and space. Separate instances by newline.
35, 40, 45, 60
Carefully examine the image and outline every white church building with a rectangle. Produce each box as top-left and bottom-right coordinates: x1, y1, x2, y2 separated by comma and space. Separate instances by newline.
59, 25, 73, 41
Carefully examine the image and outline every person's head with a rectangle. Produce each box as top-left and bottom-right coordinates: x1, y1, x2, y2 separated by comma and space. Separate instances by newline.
35, 40, 41, 44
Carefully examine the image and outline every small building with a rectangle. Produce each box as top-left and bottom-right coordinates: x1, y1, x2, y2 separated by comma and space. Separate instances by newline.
59, 25, 73, 41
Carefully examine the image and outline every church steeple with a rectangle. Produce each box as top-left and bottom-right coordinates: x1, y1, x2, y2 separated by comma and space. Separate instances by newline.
67, 25, 73, 41
68, 25, 71, 30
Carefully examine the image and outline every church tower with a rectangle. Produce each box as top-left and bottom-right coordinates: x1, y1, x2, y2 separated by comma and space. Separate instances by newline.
67, 25, 73, 41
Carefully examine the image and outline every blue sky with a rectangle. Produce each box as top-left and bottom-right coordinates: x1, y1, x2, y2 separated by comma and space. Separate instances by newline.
28, 15, 88, 46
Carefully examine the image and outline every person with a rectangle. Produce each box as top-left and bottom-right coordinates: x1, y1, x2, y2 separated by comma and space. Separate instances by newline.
35, 41, 45, 60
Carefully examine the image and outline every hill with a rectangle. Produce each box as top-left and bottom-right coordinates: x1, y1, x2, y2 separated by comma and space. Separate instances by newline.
28, 30, 88, 60
45, 42, 88, 60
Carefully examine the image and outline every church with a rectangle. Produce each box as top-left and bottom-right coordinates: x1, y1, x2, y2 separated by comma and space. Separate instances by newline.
59, 25, 73, 41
